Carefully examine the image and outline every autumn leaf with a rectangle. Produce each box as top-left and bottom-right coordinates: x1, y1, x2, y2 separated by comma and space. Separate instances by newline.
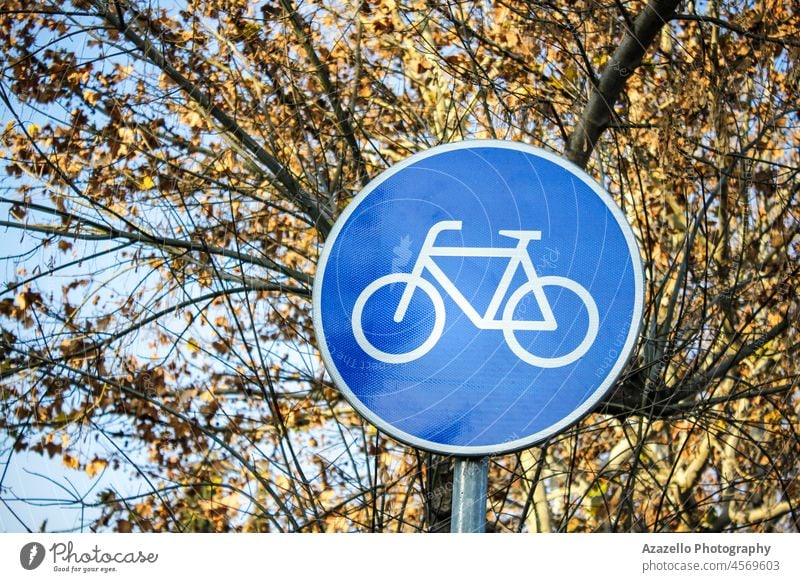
62, 454, 79, 470
15, 291, 42, 311
86, 458, 108, 478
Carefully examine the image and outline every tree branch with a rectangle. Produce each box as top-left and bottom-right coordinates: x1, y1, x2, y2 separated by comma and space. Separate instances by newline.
88, 0, 334, 236
0, 217, 311, 288
278, 0, 370, 188
565, 0, 681, 168
675, 13, 800, 48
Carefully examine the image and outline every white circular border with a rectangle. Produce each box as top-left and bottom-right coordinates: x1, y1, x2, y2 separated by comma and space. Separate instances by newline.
312, 140, 645, 456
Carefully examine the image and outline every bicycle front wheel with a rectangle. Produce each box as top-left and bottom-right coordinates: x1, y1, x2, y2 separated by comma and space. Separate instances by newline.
351, 273, 446, 364
501, 276, 599, 368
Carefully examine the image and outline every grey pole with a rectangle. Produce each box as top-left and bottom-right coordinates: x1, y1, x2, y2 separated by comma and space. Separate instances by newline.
450, 456, 489, 532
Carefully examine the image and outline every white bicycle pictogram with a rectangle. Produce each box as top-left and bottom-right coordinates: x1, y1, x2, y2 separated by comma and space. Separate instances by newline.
351, 220, 599, 367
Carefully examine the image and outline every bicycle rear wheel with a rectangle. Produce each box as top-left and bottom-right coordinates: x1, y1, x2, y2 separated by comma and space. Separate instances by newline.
501, 276, 599, 368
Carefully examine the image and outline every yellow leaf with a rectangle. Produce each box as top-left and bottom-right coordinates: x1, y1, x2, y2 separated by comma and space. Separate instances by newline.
588, 481, 608, 497
117, 126, 135, 142
141, 175, 155, 190
504, 30, 519, 47
86, 459, 108, 477
16, 291, 41, 310
83, 89, 100, 105
62, 453, 79, 470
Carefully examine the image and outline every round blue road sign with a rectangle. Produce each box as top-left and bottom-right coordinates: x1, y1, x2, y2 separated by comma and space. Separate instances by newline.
313, 140, 644, 455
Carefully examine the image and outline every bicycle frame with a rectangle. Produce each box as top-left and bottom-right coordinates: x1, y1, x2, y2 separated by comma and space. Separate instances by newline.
394, 221, 557, 331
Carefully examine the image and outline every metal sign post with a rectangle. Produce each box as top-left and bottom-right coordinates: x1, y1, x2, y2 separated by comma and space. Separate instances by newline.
451, 457, 489, 533
313, 140, 644, 531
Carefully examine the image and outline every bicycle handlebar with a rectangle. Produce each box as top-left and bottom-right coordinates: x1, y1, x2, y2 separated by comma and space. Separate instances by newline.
425, 221, 542, 244
498, 229, 542, 241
